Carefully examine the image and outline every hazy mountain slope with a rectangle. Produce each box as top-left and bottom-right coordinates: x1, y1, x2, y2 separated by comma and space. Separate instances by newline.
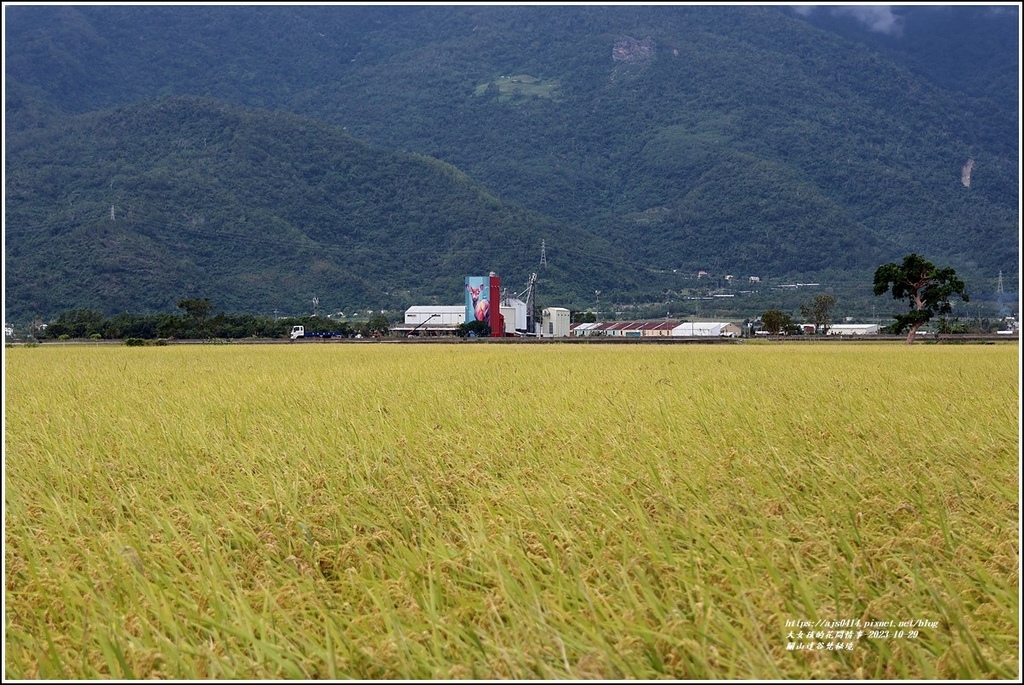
5, 97, 627, 320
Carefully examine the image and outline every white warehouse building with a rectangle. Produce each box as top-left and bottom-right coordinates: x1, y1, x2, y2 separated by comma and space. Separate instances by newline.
672, 322, 741, 337
827, 323, 880, 336
403, 306, 465, 326
392, 305, 466, 336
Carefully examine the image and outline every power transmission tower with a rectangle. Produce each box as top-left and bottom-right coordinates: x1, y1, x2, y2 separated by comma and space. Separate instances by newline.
540, 240, 547, 267
997, 270, 1004, 295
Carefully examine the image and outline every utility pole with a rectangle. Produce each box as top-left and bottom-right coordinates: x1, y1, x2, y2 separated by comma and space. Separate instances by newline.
595, 290, 601, 322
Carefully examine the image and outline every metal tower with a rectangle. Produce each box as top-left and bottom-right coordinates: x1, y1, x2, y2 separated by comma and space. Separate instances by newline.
516, 273, 538, 335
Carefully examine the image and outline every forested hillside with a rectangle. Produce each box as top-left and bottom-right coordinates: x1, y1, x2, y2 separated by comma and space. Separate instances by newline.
4, 5, 1018, 321
5, 97, 627, 320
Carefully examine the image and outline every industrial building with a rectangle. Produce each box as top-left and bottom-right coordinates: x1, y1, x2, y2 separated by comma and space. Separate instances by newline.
396, 272, 541, 337
541, 307, 571, 337
571, 321, 741, 337
826, 323, 881, 335
673, 322, 742, 337
501, 298, 529, 335
394, 272, 746, 341
391, 306, 466, 336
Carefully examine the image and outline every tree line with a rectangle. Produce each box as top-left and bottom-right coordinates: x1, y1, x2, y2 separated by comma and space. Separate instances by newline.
33, 299, 391, 342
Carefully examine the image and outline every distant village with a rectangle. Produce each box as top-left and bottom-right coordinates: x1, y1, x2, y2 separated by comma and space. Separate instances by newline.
6, 271, 1018, 342
392, 304, 896, 339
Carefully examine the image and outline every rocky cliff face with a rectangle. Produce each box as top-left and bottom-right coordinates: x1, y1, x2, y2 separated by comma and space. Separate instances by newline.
961, 157, 975, 187
612, 36, 655, 63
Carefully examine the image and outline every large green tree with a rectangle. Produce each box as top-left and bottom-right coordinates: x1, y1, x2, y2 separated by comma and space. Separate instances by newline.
760, 309, 793, 339
872, 254, 968, 344
800, 294, 837, 334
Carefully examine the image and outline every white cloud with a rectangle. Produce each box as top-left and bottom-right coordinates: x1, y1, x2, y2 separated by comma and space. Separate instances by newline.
830, 6, 904, 37
790, 5, 906, 37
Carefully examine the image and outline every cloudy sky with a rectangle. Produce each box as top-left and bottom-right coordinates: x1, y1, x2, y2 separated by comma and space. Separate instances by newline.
791, 5, 905, 36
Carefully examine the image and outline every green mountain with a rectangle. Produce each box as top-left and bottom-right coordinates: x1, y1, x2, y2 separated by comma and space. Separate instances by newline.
4, 5, 1018, 321
5, 97, 627, 320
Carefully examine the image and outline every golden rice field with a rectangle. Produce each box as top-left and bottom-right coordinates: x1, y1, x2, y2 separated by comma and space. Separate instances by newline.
4, 342, 1019, 679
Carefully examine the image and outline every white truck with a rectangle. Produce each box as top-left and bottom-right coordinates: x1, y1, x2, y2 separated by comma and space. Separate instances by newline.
289, 325, 345, 341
